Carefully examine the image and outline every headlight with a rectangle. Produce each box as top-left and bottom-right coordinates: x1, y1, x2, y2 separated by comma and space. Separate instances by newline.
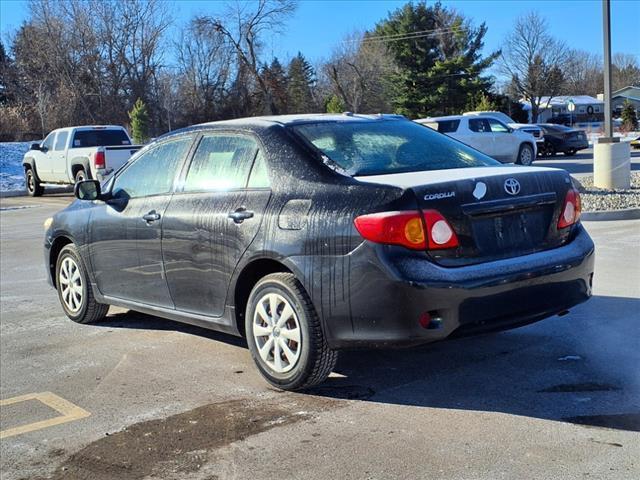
44, 217, 53, 231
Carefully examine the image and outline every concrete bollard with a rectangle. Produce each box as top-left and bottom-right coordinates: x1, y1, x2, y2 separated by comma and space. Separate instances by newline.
593, 140, 631, 190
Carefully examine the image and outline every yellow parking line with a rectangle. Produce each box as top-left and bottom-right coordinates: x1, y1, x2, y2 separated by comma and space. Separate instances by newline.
0, 392, 90, 439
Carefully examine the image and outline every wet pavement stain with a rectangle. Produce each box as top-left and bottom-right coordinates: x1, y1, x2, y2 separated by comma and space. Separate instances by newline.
46, 396, 337, 480
538, 382, 621, 393
563, 413, 640, 432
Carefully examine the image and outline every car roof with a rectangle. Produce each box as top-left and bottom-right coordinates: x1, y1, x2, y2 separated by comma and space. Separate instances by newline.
416, 115, 465, 122
197, 113, 407, 128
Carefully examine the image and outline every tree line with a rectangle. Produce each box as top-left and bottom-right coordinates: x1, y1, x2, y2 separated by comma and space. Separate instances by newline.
1, 0, 638, 141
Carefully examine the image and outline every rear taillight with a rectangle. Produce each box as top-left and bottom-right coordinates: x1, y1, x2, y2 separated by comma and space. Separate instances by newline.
354, 210, 459, 251
93, 150, 105, 169
557, 189, 581, 228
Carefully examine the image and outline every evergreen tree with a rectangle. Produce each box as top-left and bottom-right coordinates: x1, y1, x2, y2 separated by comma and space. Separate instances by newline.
325, 94, 344, 113
128, 98, 150, 144
261, 57, 289, 114
373, 1, 499, 118
287, 52, 316, 113
621, 100, 638, 131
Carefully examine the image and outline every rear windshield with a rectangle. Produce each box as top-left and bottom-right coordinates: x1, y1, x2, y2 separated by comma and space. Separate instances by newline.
71, 129, 131, 148
291, 120, 499, 176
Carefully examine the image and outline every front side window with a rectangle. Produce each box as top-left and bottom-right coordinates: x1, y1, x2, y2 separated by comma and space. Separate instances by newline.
184, 134, 258, 191
54, 131, 68, 151
488, 119, 509, 133
112, 137, 193, 199
41, 132, 56, 151
292, 119, 499, 177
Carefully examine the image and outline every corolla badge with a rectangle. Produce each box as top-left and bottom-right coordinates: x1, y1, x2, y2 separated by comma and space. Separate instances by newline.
472, 182, 487, 200
504, 178, 521, 195
424, 191, 455, 201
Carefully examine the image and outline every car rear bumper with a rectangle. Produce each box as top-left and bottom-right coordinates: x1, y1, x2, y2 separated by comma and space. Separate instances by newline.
325, 224, 594, 349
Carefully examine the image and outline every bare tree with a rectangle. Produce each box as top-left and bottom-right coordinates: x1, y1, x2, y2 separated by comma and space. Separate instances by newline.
500, 12, 568, 122
612, 53, 640, 91
322, 32, 394, 113
563, 50, 603, 96
203, 0, 297, 115
175, 16, 233, 123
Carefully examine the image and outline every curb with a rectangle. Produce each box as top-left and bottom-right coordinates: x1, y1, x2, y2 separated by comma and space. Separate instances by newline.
0, 190, 27, 198
581, 208, 640, 221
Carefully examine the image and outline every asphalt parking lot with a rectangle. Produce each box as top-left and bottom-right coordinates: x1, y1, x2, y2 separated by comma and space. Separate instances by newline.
534, 146, 640, 176
1, 178, 639, 478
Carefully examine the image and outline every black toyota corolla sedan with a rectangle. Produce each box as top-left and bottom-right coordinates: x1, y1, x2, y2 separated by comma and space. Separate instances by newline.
44, 114, 594, 390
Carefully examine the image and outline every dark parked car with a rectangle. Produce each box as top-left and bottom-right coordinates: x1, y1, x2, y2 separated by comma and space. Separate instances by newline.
44, 114, 594, 390
537, 124, 589, 156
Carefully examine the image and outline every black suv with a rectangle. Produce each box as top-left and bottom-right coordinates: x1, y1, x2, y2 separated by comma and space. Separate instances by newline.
45, 114, 594, 390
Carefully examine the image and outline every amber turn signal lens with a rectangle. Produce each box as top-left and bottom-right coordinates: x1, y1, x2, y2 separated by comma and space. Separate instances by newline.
404, 217, 425, 245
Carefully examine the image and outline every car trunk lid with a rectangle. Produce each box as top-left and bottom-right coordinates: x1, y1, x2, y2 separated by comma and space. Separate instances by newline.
355, 166, 575, 266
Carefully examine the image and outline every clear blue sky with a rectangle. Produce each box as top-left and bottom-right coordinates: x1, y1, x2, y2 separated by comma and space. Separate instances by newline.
1, 0, 638, 65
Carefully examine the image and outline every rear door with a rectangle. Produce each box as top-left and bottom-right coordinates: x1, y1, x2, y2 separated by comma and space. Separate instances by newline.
162, 133, 271, 317
88, 136, 194, 307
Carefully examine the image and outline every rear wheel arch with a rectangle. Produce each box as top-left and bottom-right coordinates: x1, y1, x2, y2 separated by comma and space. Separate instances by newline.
49, 236, 74, 288
232, 258, 294, 337
70, 158, 91, 180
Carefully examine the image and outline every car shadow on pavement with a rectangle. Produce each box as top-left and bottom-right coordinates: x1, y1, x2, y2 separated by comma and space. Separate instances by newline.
96, 295, 639, 432
310, 294, 640, 433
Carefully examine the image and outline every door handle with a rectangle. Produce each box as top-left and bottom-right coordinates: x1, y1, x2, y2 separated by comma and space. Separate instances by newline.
228, 207, 254, 224
143, 211, 161, 223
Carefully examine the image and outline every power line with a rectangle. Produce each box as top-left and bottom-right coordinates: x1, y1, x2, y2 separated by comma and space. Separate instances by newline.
340, 26, 469, 45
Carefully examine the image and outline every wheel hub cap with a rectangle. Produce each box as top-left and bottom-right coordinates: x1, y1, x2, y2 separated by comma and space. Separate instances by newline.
253, 293, 301, 373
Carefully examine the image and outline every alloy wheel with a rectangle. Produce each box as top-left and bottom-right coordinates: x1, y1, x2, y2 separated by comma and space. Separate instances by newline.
252, 293, 301, 373
59, 256, 83, 313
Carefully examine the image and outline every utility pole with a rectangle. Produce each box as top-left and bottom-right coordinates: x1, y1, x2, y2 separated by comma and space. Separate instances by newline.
602, 0, 613, 138
593, 0, 630, 189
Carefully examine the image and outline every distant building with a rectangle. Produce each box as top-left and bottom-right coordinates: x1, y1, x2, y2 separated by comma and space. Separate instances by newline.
602, 86, 640, 118
521, 95, 604, 126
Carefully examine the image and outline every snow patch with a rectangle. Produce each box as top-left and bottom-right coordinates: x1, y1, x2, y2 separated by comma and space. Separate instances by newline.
0, 142, 31, 192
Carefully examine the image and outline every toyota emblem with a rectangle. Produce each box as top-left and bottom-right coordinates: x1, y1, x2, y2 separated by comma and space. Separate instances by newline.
504, 178, 521, 195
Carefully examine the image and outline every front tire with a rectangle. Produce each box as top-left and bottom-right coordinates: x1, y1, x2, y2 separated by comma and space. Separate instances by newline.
56, 244, 109, 324
25, 168, 44, 197
516, 144, 534, 166
565, 148, 577, 156
245, 273, 338, 391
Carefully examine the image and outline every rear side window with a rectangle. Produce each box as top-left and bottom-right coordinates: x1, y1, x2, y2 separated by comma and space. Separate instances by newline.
71, 129, 131, 148
436, 120, 460, 133
54, 131, 68, 151
112, 137, 192, 199
247, 150, 270, 188
184, 135, 258, 191
292, 119, 499, 176
468, 119, 491, 133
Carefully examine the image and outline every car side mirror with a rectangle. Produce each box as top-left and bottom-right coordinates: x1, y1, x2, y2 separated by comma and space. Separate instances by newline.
74, 180, 102, 201
508, 127, 514, 133
30, 143, 41, 151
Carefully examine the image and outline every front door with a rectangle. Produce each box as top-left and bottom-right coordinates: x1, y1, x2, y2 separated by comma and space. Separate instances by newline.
466, 118, 494, 156
487, 118, 518, 162
51, 130, 69, 181
162, 133, 272, 317
88, 136, 194, 307
34, 132, 57, 181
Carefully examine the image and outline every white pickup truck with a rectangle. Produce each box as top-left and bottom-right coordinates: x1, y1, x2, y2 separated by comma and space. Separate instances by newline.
22, 125, 141, 196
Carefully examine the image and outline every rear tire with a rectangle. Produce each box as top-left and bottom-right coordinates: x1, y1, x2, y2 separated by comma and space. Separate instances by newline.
25, 168, 43, 197
544, 142, 556, 157
516, 144, 534, 166
56, 244, 109, 324
245, 273, 338, 391
74, 169, 87, 183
